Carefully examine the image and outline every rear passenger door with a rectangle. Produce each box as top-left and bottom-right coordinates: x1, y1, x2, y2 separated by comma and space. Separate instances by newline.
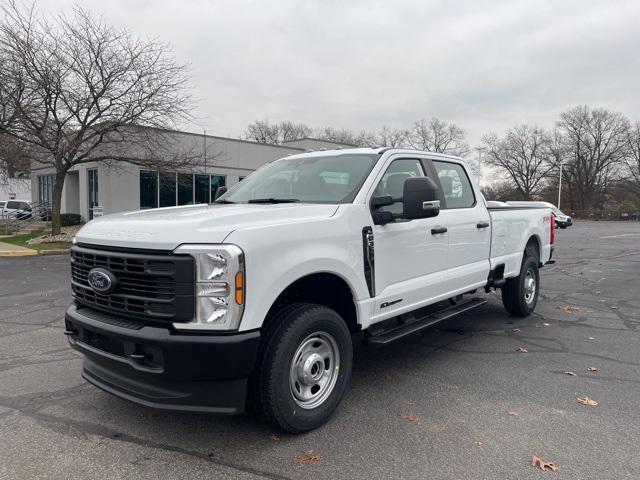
430, 160, 491, 294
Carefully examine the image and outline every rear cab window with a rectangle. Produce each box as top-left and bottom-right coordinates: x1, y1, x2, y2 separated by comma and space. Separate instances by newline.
432, 160, 476, 209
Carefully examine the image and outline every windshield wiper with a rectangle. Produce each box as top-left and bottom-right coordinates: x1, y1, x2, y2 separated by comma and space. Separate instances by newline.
247, 198, 300, 204
214, 199, 235, 204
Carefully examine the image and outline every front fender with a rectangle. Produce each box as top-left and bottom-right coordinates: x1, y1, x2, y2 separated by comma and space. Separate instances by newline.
226, 213, 371, 331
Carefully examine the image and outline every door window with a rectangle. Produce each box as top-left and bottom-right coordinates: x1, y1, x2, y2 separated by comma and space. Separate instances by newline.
374, 159, 425, 214
432, 161, 475, 209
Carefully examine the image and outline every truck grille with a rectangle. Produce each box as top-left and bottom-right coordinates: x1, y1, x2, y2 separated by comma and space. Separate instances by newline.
70, 245, 195, 323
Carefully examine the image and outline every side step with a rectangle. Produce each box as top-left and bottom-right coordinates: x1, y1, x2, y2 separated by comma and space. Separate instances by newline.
366, 297, 487, 345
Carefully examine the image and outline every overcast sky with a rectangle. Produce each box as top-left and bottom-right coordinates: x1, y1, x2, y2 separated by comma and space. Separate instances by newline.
36, 0, 640, 148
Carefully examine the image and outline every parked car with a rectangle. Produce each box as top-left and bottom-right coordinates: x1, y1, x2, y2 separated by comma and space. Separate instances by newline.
65, 148, 555, 433
506, 201, 573, 228
1, 200, 32, 220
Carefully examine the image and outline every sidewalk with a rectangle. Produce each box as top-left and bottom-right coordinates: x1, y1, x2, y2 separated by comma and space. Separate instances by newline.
0, 240, 38, 257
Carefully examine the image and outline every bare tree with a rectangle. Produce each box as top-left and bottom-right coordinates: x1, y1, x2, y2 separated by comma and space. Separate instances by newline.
374, 125, 408, 148
314, 126, 361, 146
482, 124, 555, 200
245, 120, 312, 144
0, 134, 30, 181
0, 2, 194, 233
408, 118, 469, 156
556, 106, 630, 210
480, 181, 521, 202
623, 121, 640, 200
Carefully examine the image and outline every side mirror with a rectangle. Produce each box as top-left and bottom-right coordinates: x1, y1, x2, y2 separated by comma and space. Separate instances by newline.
214, 186, 227, 201
402, 177, 440, 219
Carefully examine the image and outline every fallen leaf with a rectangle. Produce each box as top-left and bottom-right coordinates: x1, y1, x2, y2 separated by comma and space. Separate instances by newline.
270, 434, 281, 441
586, 367, 599, 372
557, 306, 591, 314
577, 396, 598, 406
543, 322, 551, 327
516, 347, 528, 353
564, 371, 577, 376
532, 454, 558, 472
474, 441, 483, 447
508, 411, 519, 416
399, 413, 419, 422
294, 451, 321, 465
588, 337, 595, 340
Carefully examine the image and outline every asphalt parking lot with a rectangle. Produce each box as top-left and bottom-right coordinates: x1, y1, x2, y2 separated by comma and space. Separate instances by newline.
1, 220, 639, 479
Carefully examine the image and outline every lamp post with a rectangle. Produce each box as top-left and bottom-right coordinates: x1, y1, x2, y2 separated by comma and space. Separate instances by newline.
475, 147, 486, 189
557, 162, 563, 209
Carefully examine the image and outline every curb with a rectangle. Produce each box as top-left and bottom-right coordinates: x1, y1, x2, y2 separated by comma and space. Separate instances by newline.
39, 249, 71, 256
0, 249, 39, 257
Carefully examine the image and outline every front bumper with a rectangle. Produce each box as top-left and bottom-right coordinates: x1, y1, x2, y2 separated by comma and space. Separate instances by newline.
65, 304, 260, 414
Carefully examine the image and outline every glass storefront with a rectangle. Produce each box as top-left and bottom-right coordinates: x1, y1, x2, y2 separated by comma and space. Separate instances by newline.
38, 175, 55, 204
141, 170, 226, 209
140, 170, 158, 209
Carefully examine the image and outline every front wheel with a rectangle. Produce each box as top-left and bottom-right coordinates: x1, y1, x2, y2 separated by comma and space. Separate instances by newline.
501, 255, 540, 317
251, 303, 353, 433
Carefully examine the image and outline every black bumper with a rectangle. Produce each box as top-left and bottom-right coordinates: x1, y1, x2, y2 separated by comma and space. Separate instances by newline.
65, 304, 260, 414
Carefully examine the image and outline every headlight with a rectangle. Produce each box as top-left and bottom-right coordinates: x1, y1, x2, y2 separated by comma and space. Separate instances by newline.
172, 244, 245, 331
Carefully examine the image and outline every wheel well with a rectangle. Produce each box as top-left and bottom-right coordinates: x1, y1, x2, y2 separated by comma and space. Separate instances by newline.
264, 273, 359, 332
525, 236, 541, 264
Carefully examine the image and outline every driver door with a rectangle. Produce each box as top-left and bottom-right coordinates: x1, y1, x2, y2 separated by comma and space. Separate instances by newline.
369, 157, 449, 323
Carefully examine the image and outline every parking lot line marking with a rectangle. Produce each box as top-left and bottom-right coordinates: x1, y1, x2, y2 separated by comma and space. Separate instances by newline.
599, 233, 640, 239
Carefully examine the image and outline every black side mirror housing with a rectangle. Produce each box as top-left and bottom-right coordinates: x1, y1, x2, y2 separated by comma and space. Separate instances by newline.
214, 186, 227, 201
402, 177, 440, 219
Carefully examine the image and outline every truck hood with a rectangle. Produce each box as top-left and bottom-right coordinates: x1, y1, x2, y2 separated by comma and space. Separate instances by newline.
75, 203, 339, 250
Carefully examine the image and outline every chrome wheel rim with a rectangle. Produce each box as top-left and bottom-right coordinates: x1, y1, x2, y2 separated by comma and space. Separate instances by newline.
524, 268, 536, 305
289, 332, 340, 409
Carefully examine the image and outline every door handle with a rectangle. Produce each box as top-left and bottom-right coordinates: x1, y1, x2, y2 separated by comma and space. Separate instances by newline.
476, 221, 489, 229
431, 226, 448, 235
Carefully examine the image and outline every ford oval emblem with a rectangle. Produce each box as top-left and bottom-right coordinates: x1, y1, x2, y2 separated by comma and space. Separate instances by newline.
87, 268, 117, 294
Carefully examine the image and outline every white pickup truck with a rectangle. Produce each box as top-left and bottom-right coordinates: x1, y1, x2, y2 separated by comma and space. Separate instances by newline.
65, 148, 555, 432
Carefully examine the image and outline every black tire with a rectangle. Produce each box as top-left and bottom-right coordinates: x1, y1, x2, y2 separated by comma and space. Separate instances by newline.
501, 255, 540, 317
560, 225, 567, 229
251, 303, 353, 433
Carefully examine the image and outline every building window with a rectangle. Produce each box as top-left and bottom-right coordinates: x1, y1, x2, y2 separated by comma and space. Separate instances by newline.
210, 175, 226, 200
194, 174, 210, 203
140, 170, 226, 209
159, 172, 177, 207
177, 173, 194, 205
140, 170, 158, 209
38, 175, 55, 204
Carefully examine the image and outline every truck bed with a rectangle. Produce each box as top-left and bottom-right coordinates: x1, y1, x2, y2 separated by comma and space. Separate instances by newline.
488, 205, 552, 279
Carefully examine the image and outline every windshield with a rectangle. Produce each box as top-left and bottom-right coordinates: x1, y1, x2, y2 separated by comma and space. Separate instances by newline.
219, 153, 379, 204
551, 207, 564, 216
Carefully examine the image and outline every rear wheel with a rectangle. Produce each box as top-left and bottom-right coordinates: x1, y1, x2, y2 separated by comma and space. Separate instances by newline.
501, 255, 539, 317
251, 303, 353, 433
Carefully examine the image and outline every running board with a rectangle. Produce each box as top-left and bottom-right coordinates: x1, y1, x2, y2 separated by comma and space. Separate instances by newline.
366, 297, 487, 345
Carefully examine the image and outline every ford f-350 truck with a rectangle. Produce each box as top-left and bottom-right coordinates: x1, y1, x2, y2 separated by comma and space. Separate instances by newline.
65, 148, 555, 432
